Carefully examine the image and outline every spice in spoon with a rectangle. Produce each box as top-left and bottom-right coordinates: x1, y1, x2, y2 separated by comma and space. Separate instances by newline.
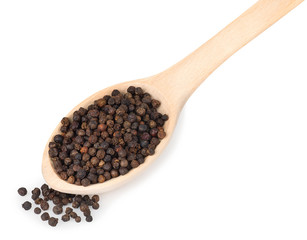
48, 86, 169, 187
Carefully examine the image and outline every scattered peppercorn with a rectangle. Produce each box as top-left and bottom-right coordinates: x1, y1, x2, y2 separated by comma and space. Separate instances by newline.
70, 211, 77, 219
34, 207, 41, 214
65, 207, 73, 214
92, 195, 99, 203
92, 202, 99, 210
75, 216, 81, 223
22, 201, 32, 210
53, 205, 63, 215
62, 214, 70, 222
40, 200, 49, 211
85, 215, 93, 222
48, 86, 168, 186
48, 217, 58, 227
18, 187, 27, 196
41, 212, 50, 221
18, 183, 102, 227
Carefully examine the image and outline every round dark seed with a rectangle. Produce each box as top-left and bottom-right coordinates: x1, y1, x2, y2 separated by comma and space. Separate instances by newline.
98, 174, 106, 183
130, 160, 140, 168
31, 188, 41, 195
18, 187, 27, 196
157, 130, 166, 139
75, 216, 81, 223
34, 207, 41, 214
81, 178, 91, 187
70, 211, 77, 219
40, 200, 49, 211
138, 124, 148, 132
53, 205, 63, 215
54, 134, 64, 144
41, 212, 50, 221
62, 214, 70, 222
48, 217, 58, 227
110, 169, 119, 178
92, 202, 99, 210
91, 195, 99, 203
65, 207, 73, 214
119, 167, 129, 175
76, 169, 87, 179
85, 215, 93, 222
22, 201, 32, 210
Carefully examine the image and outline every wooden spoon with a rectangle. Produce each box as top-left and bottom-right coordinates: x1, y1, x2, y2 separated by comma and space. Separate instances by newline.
42, 0, 304, 194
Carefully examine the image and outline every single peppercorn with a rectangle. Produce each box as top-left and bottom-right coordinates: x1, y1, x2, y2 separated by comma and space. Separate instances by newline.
41, 212, 50, 221
34, 198, 43, 205
40, 200, 49, 211
48, 217, 58, 227
85, 215, 93, 222
62, 214, 70, 222
75, 216, 81, 223
92, 195, 99, 203
53, 205, 63, 215
34, 207, 41, 214
22, 201, 32, 210
31, 188, 40, 200
92, 202, 99, 210
81, 178, 91, 187
80, 203, 90, 213
70, 211, 77, 219
54, 134, 64, 144
72, 201, 80, 208
83, 209, 91, 217
18, 187, 27, 196
130, 160, 140, 168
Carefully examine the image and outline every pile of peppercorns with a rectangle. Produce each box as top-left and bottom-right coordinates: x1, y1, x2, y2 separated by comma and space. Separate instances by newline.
18, 184, 100, 227
48, 86, 168, 186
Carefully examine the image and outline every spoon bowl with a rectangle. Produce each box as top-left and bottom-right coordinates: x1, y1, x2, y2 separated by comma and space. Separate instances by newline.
42, 0, 303, 194
42, 77, 179, 194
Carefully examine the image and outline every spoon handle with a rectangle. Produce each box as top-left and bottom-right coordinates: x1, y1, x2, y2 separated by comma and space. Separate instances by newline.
150, 0, 304, 111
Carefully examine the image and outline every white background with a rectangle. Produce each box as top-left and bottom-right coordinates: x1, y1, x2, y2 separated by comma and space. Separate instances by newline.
0, 0, 306, 239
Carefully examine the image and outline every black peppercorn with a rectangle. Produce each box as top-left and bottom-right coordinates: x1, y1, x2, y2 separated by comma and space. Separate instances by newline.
41, 212, 50, 221
65, 207, 73, 214
119, 167, 129, 175
75, 216, 81, 223
48, 217, 58, 227
92, 202, 99, 210
34, 207, 41, 214
74, 195, 83, 203
127, 86, 135, 94
18, 187, 27, 196
62, 214, 70, 222
52, 196, 61, 205
130, 160, 140, 168
81, 178, 91, 187
98, 174, 106, 183
70, 211, 77, 219
92, 195, 100, 203
22, 201, 32, 210
85, 215, 93, 222
76, 169, 87, 179
54, 134, 64, 144
72, 201, 80, 208
53, 205, 63, 215
40, 200, 49, 211
34, 198, 43, 205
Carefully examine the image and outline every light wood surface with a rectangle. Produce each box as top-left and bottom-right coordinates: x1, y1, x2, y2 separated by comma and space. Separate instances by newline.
42, 0, 304, 194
